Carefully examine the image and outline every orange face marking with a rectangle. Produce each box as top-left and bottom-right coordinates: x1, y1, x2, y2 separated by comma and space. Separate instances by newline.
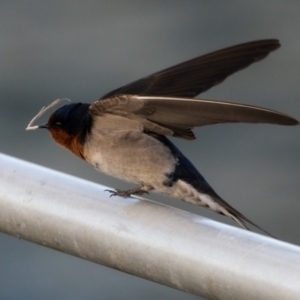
49, 129, 85, 159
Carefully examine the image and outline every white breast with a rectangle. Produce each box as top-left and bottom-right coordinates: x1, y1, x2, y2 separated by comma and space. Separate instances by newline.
83, 114, 176, 186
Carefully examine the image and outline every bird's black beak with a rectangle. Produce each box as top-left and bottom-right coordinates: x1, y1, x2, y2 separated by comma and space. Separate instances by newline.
38, 123, 49, 129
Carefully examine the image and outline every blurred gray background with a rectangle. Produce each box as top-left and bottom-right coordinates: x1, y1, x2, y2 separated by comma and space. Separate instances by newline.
0, 1, 299, 299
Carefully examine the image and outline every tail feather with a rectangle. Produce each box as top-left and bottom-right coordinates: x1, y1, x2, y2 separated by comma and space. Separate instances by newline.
159, 136, 274, 237
225, 205, 275, 238
173, 179, 274, 238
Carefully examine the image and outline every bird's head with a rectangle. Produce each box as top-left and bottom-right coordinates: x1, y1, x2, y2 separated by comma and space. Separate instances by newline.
26, 99, 91, 158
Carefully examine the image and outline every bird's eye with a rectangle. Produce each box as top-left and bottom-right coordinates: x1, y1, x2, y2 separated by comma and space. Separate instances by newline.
55, 122, 62, 127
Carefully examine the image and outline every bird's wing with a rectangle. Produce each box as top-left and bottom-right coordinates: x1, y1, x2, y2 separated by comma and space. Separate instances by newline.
99, 39, 280, 99
89, 95, 298, 140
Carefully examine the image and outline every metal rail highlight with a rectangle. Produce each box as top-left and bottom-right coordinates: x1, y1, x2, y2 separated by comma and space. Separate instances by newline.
0, 153, 299, 299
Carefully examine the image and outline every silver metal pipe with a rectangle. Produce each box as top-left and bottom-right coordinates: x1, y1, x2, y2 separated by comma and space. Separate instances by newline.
0, 153, 299, 300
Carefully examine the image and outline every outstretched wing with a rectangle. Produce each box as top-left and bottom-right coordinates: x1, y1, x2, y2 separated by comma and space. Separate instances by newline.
89, 95, 298, 140
99, 39, 280, 99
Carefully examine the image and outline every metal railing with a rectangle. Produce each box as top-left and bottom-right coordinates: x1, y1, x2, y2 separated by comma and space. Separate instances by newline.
0, 153, 300, 300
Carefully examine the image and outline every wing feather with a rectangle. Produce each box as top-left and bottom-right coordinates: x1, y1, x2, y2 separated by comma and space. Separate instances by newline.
89, 95, 298, 140
100, 39, 280, 99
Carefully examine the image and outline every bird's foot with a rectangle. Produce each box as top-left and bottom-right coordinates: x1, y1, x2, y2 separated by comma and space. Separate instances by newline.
105, 188, 149, 198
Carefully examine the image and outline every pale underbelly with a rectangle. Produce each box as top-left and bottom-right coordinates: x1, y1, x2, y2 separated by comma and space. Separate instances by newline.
84, 132, 176, 187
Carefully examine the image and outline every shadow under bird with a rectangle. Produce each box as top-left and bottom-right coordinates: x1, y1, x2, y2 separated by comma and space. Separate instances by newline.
26, 39, 298, 235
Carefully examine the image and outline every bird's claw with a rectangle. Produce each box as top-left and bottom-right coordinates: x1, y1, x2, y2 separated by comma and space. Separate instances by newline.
105, 188, 149, 198
105, 189, 132, 198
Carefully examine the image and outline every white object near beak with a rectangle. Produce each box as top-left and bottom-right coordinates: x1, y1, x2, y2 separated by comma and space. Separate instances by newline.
26, 98, 71, 130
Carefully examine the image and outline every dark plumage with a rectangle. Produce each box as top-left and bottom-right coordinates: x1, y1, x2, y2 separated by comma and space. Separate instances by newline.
100, 39, 281, 98
47, 103, 92, 142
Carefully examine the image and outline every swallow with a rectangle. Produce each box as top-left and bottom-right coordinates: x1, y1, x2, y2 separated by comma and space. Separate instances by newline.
26, 39, 298, 235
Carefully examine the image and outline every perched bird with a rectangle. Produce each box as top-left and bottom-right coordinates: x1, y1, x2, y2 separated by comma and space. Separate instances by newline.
26, 39, 298, 235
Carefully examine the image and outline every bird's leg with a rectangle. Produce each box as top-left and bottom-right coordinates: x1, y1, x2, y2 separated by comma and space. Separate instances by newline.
105, 185, 153, 198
